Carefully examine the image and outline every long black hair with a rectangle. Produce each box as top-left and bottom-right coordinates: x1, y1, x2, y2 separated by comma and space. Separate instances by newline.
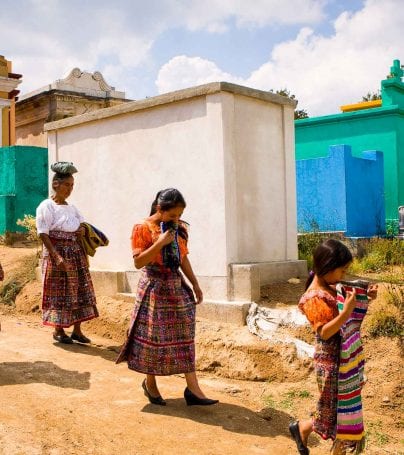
305, 239, 353, 289
150, 188, 188, 240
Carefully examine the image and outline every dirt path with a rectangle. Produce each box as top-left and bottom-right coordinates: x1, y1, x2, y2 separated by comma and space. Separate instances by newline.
1, 245, 402, 454
0, 313, 302, 455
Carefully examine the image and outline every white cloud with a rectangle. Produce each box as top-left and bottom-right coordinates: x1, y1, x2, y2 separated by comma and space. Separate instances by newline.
1, 0, 327, 97
156, 0, 404, 116
156, 56, 244, 94
248, 0, 403, 115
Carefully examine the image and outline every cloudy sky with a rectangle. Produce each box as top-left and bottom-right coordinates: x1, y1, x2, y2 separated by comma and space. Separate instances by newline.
2, 0, 403, 116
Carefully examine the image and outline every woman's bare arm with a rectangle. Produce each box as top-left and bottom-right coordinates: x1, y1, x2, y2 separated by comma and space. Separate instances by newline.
180, 255, 203, 303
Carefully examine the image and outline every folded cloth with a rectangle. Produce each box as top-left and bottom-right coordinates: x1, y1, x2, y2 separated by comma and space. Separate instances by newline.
51, 161, 78, 174
80, 223, 109, 258
160, 221, 181, 271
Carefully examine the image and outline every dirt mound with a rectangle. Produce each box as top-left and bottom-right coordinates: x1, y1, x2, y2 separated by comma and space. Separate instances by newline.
14, 285, 313, 382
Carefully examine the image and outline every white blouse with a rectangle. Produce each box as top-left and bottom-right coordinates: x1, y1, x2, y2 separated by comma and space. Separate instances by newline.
36, 199, 84, 235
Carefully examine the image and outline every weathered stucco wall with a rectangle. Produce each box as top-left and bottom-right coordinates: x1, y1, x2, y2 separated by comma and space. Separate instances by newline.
45, 82, 300, 303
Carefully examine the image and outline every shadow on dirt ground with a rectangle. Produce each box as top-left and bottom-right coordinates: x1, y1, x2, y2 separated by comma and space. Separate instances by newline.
0, 360, 91, 389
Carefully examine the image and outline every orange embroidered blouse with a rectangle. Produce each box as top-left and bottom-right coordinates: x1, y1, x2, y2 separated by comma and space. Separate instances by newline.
131, 220, 189, 265
298, 289, 339, 333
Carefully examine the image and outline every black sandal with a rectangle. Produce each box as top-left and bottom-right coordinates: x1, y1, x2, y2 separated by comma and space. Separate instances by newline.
53, 332, 73, 344
289, 421, 310, 455
71, 332, 91, 343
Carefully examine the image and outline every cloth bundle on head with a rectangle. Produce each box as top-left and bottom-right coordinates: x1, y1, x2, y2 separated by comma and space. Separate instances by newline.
51, 162, 78, 174
160, 221, 181, 271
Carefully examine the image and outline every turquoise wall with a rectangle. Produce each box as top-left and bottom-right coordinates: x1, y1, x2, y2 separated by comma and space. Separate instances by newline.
295, 60, 404, 225
0, 146, 48, 234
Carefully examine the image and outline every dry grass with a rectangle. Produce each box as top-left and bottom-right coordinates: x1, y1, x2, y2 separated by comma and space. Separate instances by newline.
0, 253, 38, 305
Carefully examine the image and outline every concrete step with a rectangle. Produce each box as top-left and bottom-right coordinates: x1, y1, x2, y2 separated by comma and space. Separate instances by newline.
115, 293, 250, 325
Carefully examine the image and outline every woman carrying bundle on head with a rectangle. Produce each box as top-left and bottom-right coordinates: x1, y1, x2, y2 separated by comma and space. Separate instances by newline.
117, 188, 218, 407
36, 162, 99, 344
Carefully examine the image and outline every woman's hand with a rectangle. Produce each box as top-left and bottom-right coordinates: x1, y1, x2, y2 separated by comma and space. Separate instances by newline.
367, 284, 378, 300
193, 283, 203, 304
157, 230, 175, 247
53, 253, 68, 272
343, 289, 356, 314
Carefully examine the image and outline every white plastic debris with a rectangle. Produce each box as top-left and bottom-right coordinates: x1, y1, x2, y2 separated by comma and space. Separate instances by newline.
246, 303, 314, 359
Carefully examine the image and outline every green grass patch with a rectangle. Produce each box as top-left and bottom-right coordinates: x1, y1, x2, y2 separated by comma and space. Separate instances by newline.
262, 394, 276, 408
366, 420, 390, 447
263, 390, 313, 411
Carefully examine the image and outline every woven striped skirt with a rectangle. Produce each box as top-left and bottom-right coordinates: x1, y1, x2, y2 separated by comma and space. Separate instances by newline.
41, 230, 98, 327
312, 332, 341, 440
332, 281, 369, 454
116, 265, 196, 375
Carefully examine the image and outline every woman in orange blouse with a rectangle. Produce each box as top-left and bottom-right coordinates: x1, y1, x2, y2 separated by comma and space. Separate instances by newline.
117, 188, 218, 407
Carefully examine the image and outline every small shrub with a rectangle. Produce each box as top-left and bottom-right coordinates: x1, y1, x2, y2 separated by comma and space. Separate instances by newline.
385, 220, 399, 237
365, 282, 403, 339
16, 214, 38, 241
367, 312, 403, 338
298, 233, 327, 270
359, 251, 386, 272
350, 238, 403, 275
385, 283, 404, 313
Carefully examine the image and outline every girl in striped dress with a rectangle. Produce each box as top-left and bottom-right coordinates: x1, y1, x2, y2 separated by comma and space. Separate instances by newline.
289, 239, 377, 455
117, 188, 218, 407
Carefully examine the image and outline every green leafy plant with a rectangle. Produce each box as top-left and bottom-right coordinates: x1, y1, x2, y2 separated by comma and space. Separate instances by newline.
385, 219, 399, 237
364, 280, 403, 339
297, 232, 327, 270
350, 238, 404, 274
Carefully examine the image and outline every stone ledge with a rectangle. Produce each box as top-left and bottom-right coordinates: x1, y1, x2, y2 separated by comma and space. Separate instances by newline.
196, 300, 251, 325
115, 292, 251, 326
44, 81, 296, 132
229, 260, 307, 302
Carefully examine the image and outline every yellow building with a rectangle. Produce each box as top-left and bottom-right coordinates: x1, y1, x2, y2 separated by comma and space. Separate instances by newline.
0, 55, 22, 146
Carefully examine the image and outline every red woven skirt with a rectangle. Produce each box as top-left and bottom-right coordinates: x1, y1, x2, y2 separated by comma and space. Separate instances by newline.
41, 230, 98, 327
116, 265, 196, 375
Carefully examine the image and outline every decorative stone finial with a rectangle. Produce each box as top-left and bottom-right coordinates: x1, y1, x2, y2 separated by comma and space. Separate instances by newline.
49, 68, 124, 99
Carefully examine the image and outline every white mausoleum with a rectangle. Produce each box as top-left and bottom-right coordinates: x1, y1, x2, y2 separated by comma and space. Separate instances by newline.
45, 82, 306, 324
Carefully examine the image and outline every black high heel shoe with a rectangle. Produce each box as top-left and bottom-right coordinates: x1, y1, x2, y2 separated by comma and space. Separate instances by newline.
184, 387, 219, 406
288, 421, 309, 455
142, 379, 166, 406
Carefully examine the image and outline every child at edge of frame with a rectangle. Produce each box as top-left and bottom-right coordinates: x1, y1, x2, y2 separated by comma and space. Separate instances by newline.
288, 238, 378, 455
